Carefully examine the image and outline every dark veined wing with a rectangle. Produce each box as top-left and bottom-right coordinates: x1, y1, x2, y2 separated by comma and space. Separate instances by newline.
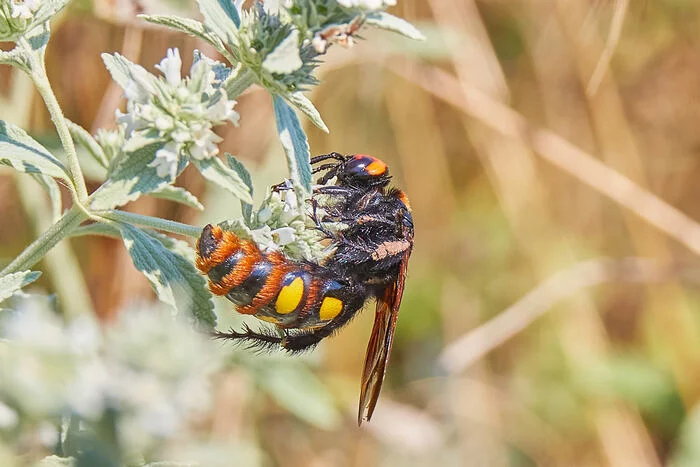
358, 249, 411, 425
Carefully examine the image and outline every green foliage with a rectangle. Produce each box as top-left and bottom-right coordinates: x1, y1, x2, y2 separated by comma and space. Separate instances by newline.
273, 95, 314, 194
0, 0, 423, 463
118, 223, 216, 329
0, 270, 41, 302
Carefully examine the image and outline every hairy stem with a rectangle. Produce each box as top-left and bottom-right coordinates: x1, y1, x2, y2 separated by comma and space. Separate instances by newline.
0, 206, 87, 276
19, 37, 89, 203
96, 210, 202, 238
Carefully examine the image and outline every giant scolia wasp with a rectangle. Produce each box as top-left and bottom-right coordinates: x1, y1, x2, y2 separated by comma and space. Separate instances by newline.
196, 153, 414, 424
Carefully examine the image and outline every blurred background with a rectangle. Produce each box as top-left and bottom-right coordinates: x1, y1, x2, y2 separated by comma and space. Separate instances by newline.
5, 0, 700, 465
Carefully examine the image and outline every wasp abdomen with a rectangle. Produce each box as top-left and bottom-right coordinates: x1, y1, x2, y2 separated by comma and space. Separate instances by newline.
196, 224, 359, 329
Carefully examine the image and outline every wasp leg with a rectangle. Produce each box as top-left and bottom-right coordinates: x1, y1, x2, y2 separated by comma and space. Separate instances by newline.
313, 185, 356, 196
212, 324, 286, 352
311, 152, 346, 164
281, 300, 364, 352
312, 163, 341, 175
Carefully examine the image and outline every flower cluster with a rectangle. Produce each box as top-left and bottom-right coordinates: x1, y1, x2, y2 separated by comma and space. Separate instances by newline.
0, 0, 67, 42
234, 3, 320, 94
221, 181, 333, 263
0, 0, 38, 40
108, 49, 240, 180
0, 299, 222, 462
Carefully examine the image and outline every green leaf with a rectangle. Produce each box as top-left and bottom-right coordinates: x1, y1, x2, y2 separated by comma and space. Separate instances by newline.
89, 141, 173, 210
32, 174, 62, 221
139, 15, 226, 50
66, 120, 109, 168
365, 12, 426, 41
0, 270, 41, 303
258, 363, 341, 430
262, 29, 302, 74
197, 0, 240, 45
101, 53, 166, 101
118, 223, 216, 328
225, 153, 253, 223
191, 156, 253, 204
151, 185, 204, 211
272, 95, 313, 194
285, 91, 328, 133
0, 48, 27, 69
0, 120, 72, 182
670, 405, 700, 467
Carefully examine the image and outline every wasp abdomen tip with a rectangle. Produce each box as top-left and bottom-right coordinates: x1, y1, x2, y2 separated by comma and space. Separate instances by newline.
197, 224, 218, 258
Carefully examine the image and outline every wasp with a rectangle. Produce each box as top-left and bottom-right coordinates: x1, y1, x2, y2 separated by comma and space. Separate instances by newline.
196, 153, 414, 424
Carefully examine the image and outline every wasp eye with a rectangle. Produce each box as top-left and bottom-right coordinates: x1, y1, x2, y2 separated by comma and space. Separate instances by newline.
345, 154, 388, 179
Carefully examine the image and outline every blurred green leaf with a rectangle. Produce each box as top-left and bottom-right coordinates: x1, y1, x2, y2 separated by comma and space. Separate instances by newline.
366, 12, 426, 40
670, 405, 700, 467
0, 120, 71, 182
258, 363, 341, 430
226, 153, 254, 223
0, 270, 41, 303
37, 455, 75, 466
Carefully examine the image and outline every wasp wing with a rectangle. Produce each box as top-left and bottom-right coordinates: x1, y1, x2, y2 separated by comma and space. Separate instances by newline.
358, 248, 411, 425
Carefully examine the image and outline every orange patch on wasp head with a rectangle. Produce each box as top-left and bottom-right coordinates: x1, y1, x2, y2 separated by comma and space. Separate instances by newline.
354, 154, 387, 176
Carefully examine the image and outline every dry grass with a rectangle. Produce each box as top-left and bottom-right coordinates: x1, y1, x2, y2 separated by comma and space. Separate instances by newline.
4, 0, 700, 465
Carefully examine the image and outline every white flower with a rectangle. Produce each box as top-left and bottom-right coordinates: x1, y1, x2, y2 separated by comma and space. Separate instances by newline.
312, 35, 327, 54
148, 142, 179, 179
271, 226, 296, 245
337, 0, 395, 8
155, 48, 182, 87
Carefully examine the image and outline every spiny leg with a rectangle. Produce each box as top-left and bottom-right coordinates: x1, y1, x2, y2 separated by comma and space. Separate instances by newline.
311, 152, 346, 164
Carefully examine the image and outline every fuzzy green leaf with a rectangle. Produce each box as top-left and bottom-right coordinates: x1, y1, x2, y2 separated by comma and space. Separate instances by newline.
118, 223, 216, 328
0, 120, 72, 181
32, 174, 62, 220
191, 156, 253, 204
0, 270, 42, 303
365, 12, 426, 41
285, 91, 328, 133
0, 48, 26, 68
225, 153, 254, 223
66, 120, 109, 168
89, 141, 172, 210
139, 15, 225, 50
272, 95, 313, 194
197, 0, 240, 45
151, 185, 204, 211
101, 53, 167, 102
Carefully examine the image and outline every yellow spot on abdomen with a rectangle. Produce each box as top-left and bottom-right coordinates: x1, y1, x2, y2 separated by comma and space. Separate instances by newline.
319, 296, 343, 321
257, 314, 280, 324
276, 276, 304, 314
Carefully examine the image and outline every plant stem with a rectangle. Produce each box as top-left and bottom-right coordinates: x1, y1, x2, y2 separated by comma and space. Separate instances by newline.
225, 66, 256, 100
19, 37, 89, 203
0, 205, 87, 276
96, 210, 202, 238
